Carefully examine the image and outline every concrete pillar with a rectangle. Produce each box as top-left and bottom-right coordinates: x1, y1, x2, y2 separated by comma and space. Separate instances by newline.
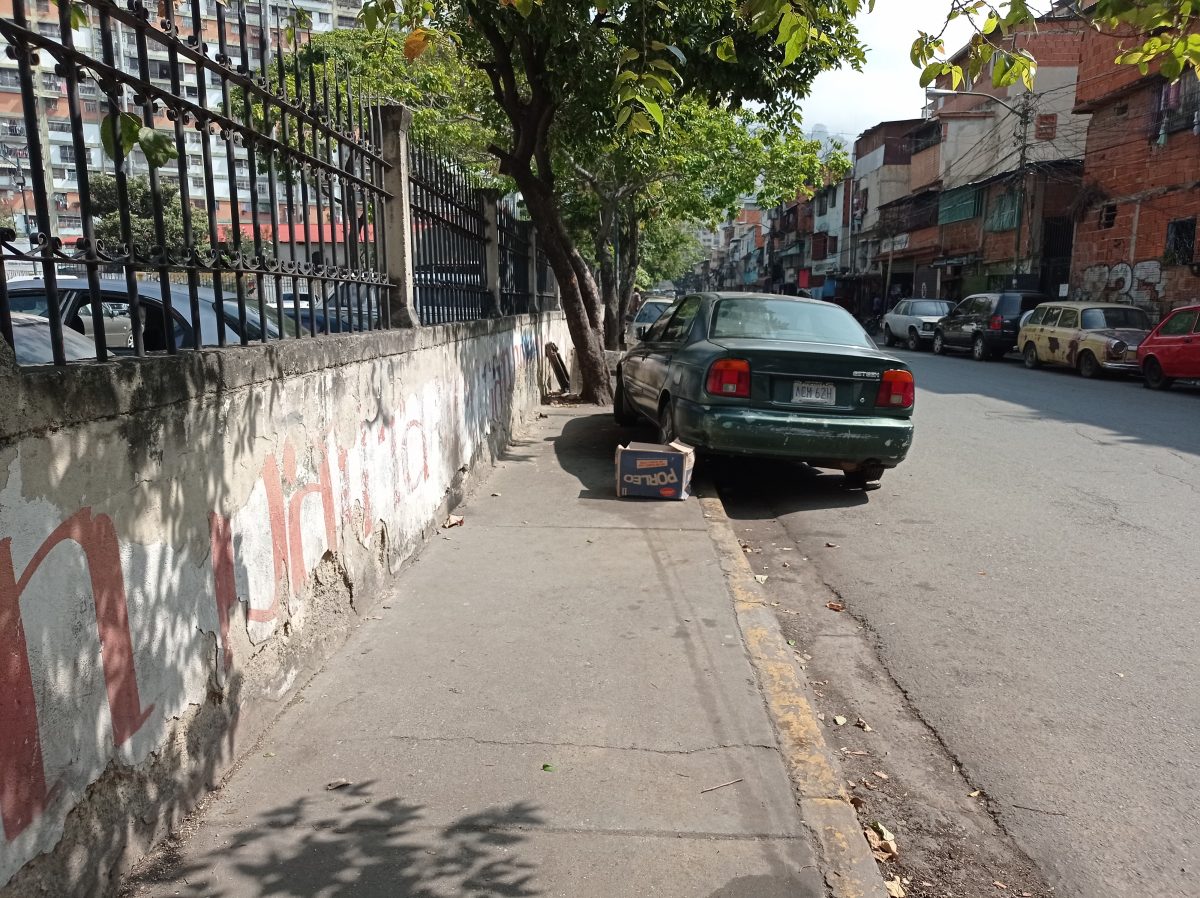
379, 105, 420, 327
482, 189, 502, 317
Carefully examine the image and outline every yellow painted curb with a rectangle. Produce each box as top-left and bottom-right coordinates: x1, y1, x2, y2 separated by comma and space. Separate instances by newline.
698, 486, 887, 898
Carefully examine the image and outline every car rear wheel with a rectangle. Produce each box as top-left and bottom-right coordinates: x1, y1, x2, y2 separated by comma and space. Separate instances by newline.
1142, 357, 1173, 391
932, 331, 946, 355
1023, 342, 1041, 369
614, 371, 639, 425
844, 464, 885, 489
972, 334, 991, 361
882, 325, 895, 347
657, 398, 677, 444
1077, 351, 1100, 379
907, 329, 922, 351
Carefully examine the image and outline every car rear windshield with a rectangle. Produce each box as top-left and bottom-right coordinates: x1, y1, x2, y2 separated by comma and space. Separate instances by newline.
997, 294, 1048, 316
909, 300, 953, 316
635, 302, 670, 324
711, 298, 873, 348
1080, 307, 1150, 330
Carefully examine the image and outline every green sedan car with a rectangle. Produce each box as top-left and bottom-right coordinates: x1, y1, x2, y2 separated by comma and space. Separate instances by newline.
614, 292, 915, 487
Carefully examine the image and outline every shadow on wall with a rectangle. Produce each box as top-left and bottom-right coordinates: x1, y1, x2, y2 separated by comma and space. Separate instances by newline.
0, 316, 567, 896
120, 790, 544, 898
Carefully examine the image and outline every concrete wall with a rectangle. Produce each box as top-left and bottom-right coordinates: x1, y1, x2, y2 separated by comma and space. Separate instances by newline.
0, 314, 571, 896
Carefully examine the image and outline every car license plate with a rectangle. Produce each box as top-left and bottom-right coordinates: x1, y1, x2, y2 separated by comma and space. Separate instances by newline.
791, 381, 836, 406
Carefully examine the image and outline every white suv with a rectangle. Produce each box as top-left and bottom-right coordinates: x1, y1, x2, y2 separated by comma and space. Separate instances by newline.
882, 299, 956, 351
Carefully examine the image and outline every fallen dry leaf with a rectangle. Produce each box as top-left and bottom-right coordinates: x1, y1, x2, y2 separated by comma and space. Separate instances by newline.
833, 715, 848, 726
969, 790, 982, 798
884, 875, 906, 897
873, 771, 890, 781
325, 779, 351, 790
871, 821, 896, 842
825, 541, 839, 548
842, 748, 869, 756
826, 601, 846, 612
754, 574, 768, 584
856, 717, 873, 732
816, 712, 826, 721
443, 514, 465, 528
993, 882, 1008, 890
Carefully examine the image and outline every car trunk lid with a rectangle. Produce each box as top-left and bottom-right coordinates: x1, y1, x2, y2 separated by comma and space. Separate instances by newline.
709, 338, 907, 415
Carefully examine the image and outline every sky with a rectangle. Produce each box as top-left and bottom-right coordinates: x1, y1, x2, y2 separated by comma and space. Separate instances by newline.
801, 0, 976, 145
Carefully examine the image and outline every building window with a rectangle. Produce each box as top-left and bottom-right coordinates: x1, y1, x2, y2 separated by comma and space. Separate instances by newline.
316, 11, 331, 24
41, 73, 61, 92
0, 70, 21, 88
59, 215, 82, 229
48, 120, 73, 132
938, 186, 983, 224
1035, 114, 1058, 141
38, 22, 60, 37
60, 146, 76, 163
1159, 76, 1200, 136
1164, 218, 1196, 265
1099, 205, 1117, 229
827, 235, 838, 255
337, 15, 357, 27
84, 100, 100, 114
816, 193, 828, 215
985, 191, 1018, 232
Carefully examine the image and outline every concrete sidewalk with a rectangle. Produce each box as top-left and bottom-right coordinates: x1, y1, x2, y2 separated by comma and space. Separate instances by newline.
124, 408, 830, 898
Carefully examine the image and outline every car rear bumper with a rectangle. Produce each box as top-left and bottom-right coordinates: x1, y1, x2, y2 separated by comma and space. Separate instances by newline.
674, 399, 914, 468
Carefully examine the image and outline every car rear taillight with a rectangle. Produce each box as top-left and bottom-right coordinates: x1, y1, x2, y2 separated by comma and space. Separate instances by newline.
989, 314, 1004, 331
875, 369, 915, 409
706, 358, 751, 398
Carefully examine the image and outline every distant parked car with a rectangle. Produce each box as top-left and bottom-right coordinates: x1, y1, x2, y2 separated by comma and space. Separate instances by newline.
7, 313, 98, 366
1019, 302, 1150, 377
933, 291, 1049, 360
5, 278, 303, 353
624, 298, 672, 347
5, 281, 133, 346
881, 299, 955, 350
614, 292, 915, 487
1137, 304, 1200, 390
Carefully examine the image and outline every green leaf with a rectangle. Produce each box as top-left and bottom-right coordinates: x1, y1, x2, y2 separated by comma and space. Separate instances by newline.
641, 72, 675, 95
982, 14, 999, 35
635, 95, 664, 128
541, 764, 555, 772
782, 32, 805, 67
919, 62, 942, 88
628, 110, 655, 134
715, 35, 737, 62
950, 64, 964, 89
100, 111, 141, 161
620, 46, 641, 63
616, 106, 632, 127
137, 127, 178, 169
649, 58, 679, 76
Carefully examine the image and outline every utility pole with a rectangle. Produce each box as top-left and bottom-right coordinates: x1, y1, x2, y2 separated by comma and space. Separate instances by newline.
1011, 91, 1033, 287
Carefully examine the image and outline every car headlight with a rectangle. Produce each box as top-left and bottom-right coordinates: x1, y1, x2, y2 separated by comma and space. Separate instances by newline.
1107, 340, 1127, 360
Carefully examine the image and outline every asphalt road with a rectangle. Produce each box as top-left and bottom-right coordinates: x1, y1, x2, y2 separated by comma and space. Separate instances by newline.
714, 348, 1200, 898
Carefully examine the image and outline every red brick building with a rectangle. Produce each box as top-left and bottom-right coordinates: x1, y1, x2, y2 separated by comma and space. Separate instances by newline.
1070, 29, 1200, 316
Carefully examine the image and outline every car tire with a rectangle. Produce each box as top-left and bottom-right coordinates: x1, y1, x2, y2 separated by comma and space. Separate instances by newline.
1023, 342, 1041, 369
657, 397, 677, 445
1077, 351, 1100, 379
882, 325, 895, 347
907, 329, 922, 351
845, 464, 885, 489
932, 331, 946, 355
614, 371, 639, 425
1142, 357, 1173, 391
972, 334, 991, 361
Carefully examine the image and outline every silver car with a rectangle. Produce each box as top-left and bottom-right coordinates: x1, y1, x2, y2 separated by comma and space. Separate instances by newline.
882, 298, 955, 351
623, 299, 672, 348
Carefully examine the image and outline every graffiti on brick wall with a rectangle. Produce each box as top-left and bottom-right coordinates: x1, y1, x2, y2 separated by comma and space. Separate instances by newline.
1078, 260, 1164, 307
0, 328, 545, 883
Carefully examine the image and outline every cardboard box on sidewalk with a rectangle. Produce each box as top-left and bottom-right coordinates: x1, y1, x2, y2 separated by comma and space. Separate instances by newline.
614, 441, 696, 500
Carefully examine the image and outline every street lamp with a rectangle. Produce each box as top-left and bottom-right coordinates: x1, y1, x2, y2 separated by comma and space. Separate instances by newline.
926, 87, 1033, 286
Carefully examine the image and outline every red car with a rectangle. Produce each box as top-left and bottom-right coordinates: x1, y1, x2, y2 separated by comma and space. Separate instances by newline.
1138, 304, 1200, 390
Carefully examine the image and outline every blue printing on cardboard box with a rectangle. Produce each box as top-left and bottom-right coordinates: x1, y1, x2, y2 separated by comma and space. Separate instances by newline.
614, 441, 695, 500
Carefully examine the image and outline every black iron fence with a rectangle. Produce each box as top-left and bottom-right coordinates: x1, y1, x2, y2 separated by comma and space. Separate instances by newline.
407, 137, 489, 326
0, 0, 557, 368
0, 0, 393, 365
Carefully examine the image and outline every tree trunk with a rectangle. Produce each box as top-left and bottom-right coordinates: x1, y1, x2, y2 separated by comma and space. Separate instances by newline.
617, 200, 640, 332
596, 203, 621, 351
518, 173, 613, 404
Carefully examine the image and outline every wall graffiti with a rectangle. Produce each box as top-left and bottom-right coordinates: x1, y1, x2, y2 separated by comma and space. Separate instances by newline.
0, 324, 555, 887
1078, 260, 1164, 308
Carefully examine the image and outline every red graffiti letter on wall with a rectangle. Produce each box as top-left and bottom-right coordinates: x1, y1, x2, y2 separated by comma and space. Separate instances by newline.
208, 512, 237, 674
283, 445, 337, 592
0, 509, 154, 840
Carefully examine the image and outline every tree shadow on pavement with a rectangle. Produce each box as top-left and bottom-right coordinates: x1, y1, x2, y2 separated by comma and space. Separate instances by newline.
547, 412, 642, 500
122, 787, 544, 898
